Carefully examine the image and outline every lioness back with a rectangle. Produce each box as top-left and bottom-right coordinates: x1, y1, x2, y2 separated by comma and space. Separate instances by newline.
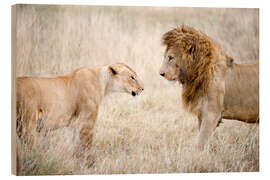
223, 60, 259, 122
17, 75, 79, 130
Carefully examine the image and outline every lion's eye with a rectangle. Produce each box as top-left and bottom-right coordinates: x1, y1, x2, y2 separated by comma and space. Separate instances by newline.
168, 56, 174, 62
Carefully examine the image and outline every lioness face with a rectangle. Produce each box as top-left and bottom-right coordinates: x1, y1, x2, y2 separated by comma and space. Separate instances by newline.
159, 49, 181, 82
108, 63, 144, 96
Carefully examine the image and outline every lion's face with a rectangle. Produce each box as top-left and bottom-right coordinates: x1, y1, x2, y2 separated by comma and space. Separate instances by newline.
108, 63, 144, 96
159, 49, 182, 82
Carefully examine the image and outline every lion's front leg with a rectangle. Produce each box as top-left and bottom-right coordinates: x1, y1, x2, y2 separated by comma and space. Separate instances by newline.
197, 80, 225, 151
197, 111, 221, 151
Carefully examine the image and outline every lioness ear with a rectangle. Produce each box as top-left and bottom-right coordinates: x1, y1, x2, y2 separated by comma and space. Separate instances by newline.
109, 66, 117, 75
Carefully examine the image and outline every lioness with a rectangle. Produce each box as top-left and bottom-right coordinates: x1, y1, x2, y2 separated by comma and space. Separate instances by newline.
16, 63, 144, 163
159, 25, 259, 150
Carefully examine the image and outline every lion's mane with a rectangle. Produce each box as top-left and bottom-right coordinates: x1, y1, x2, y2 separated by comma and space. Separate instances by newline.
162, 25, 222, 111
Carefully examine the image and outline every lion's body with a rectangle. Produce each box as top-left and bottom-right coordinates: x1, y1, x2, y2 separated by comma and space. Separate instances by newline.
16, 63, 144, 166
223, 60, 259, 123
159, 25, 259, 150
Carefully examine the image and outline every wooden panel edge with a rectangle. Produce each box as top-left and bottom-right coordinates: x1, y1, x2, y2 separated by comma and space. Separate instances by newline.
11, 4, 17, 176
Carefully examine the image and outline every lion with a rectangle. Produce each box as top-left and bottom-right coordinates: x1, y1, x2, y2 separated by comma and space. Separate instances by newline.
159, 25, 259, 150
16, 63, 144, 165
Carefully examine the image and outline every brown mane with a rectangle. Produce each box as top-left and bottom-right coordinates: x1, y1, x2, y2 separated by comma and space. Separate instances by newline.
162, 25, 219, 112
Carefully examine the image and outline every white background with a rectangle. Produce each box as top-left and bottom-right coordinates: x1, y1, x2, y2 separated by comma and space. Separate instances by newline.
1, 0, 269, 179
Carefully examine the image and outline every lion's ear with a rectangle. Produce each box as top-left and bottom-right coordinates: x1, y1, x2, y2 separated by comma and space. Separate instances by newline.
187, 43, 196, 55
109, 66, 117, 75
185, 42, 198, 61
185, 37, 197, 56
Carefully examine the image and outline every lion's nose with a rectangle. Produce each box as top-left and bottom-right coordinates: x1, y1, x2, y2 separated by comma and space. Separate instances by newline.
160, 73, 165, 77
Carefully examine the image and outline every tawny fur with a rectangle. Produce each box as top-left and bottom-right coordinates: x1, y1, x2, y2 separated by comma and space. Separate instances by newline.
223, 60, 259, 122
160, 25, 259, 150
16, 63, 144, 166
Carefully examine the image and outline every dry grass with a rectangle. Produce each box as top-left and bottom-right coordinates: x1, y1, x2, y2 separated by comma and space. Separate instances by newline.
14, 5, 259, 175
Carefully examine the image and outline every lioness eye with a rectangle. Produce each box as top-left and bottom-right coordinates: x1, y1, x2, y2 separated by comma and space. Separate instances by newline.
131, 76, 136, 80
168, 56, 174, 62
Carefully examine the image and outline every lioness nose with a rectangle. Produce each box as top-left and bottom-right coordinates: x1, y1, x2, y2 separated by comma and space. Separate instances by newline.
160, 73, 165, 77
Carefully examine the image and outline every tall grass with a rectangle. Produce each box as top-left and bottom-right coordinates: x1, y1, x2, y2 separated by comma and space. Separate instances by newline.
15, 5, 259, 175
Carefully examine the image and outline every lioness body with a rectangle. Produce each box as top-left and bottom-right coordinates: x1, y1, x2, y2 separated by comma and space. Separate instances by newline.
17, 69, 101, 133
159, 25, 259, 150
16, 63, 144, 165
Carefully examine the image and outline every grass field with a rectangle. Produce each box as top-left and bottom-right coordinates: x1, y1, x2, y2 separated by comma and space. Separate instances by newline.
14, 5, 259, 175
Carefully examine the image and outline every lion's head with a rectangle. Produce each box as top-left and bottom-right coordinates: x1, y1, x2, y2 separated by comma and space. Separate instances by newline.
108, 63, 144, 96
159, 25, 232, 112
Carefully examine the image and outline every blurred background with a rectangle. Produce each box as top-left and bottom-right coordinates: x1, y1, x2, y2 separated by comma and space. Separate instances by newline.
15, 5, 259, 175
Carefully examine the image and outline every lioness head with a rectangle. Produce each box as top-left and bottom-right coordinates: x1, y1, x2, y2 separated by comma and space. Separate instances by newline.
108, 63, 144, 96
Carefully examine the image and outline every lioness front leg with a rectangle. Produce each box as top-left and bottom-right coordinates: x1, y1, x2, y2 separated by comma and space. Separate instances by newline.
79, 125, 94, 151
197, 111, 221, 151
75, 110, 98, 167
77, 123, 95, 167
